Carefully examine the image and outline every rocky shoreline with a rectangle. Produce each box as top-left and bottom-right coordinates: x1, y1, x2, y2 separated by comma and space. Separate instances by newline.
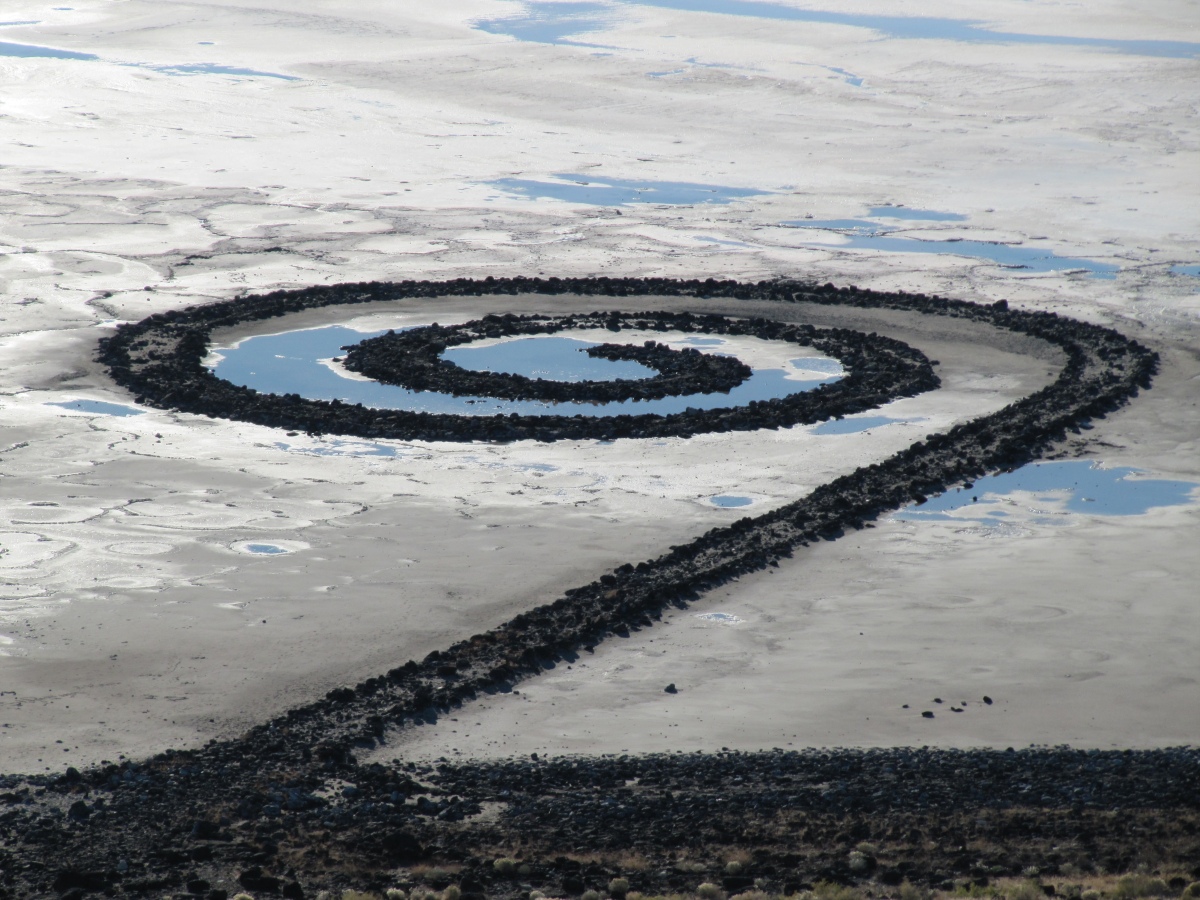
0, 277, 1180, 900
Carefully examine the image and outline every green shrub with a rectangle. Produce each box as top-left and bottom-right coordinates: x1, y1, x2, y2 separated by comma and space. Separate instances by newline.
495, 858, 519, 875
900, 881, 931, 900
1182, 883, 1200, 900
610, 880, 631, 899
386, 891, 408, 900
725, 862, 744, 876
697, 884, 724, 900
442, 887, 461, 900
583, 891, 602, 900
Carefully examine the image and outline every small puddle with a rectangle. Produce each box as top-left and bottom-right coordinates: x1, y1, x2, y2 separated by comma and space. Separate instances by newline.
210, 327, 842, 418
476, 1, 618, 46
897, 460, 1199, 523
48, 399, 144, 417
273, 439, 400, 458
136, 62, 299, 80
813, 415, 906, 435
488, 172, 767, 206
787, 229, 1119, 278
695, 611, 742, 624
1171, 264, 1200, 277
244, 543, 287, 555
709, 495, 752, 508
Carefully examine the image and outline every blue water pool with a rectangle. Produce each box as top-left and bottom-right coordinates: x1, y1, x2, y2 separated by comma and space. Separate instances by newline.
1171, 265, 1200, 277
447, 337, 656, 381
709, 495, 753, 507
897, 460, 1199, 522
245, 543, 288, 555
209, 326, 840, 418
0, 40, 96, 59
813, 415, 904, 435
139, 62, 299, 80
787, 230, 1119, 278
49, 400, 144, 417
476, 0, 616, 45
489, 173, 766, 206
618, 0, 1200, 59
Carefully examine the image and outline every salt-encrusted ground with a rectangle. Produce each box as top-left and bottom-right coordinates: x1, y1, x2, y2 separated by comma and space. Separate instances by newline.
1, 0, 1198, 773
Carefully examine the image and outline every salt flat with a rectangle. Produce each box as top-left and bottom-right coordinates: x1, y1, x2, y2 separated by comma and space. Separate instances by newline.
1, 0, 1198, 773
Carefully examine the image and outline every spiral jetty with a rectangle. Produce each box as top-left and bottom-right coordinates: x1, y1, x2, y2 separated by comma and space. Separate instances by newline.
2, 277, 1194, 900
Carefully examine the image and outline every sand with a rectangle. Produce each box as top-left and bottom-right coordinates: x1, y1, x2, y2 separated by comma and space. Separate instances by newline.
1, 0, 1198, 774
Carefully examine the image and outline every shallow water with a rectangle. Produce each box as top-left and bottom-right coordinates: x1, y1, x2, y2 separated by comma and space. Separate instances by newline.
48, 400, 144, 417
476, 0, 1200, 58
695, 611, 742, 624
869, 206, 967, 222
0, 40, 96, 60
244, 544, 288, 555
210, 326, 839, 418
489, 172, 766, 206
475, 1, 615, 46
897, 460, 1199, 522
446, 336, 655, 381
813, 415, 904, 435
1171, 264, 1200, 277
138, 62, 299, 80
709, 494, 752, 507
787, 230, 1119, 278
619, 0, 1200, 59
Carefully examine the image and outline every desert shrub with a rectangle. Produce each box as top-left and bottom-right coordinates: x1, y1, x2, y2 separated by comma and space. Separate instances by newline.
848, 852, 871, 874
729, 891, 772, 900
725, 862, 744, 876
495, 858, 519, 876
697, 884, 724, 900
855, 843, 879, 857
582, 891, 602, 900
233, 894, 256, 900
1057, 885, 1083, 900
900, 880, 931, 900
342, 892, 383, 900
627, 892, 646, 900
386, 891, 407, 900
1006, 881, 1045, 900
610, 878, 631, 898
1115, 876, 1171, 900
442, 887, 461, 900
813, 881, 864, 900
1081, 892, 1102, 900
676, 862, 707, 875
1182, 884, 1200, 900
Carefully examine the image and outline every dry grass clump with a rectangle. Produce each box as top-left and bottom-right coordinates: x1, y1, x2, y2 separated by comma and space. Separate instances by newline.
1113, 876, 1172, 900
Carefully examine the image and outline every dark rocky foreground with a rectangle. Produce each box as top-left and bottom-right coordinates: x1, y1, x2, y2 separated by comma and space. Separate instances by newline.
1, 277, 1188, 899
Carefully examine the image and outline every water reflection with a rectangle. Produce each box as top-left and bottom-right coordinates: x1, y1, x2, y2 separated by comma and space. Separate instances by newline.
489, 172, 766, 206
209, 326, 840, 418
897, 460, 1199, 522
